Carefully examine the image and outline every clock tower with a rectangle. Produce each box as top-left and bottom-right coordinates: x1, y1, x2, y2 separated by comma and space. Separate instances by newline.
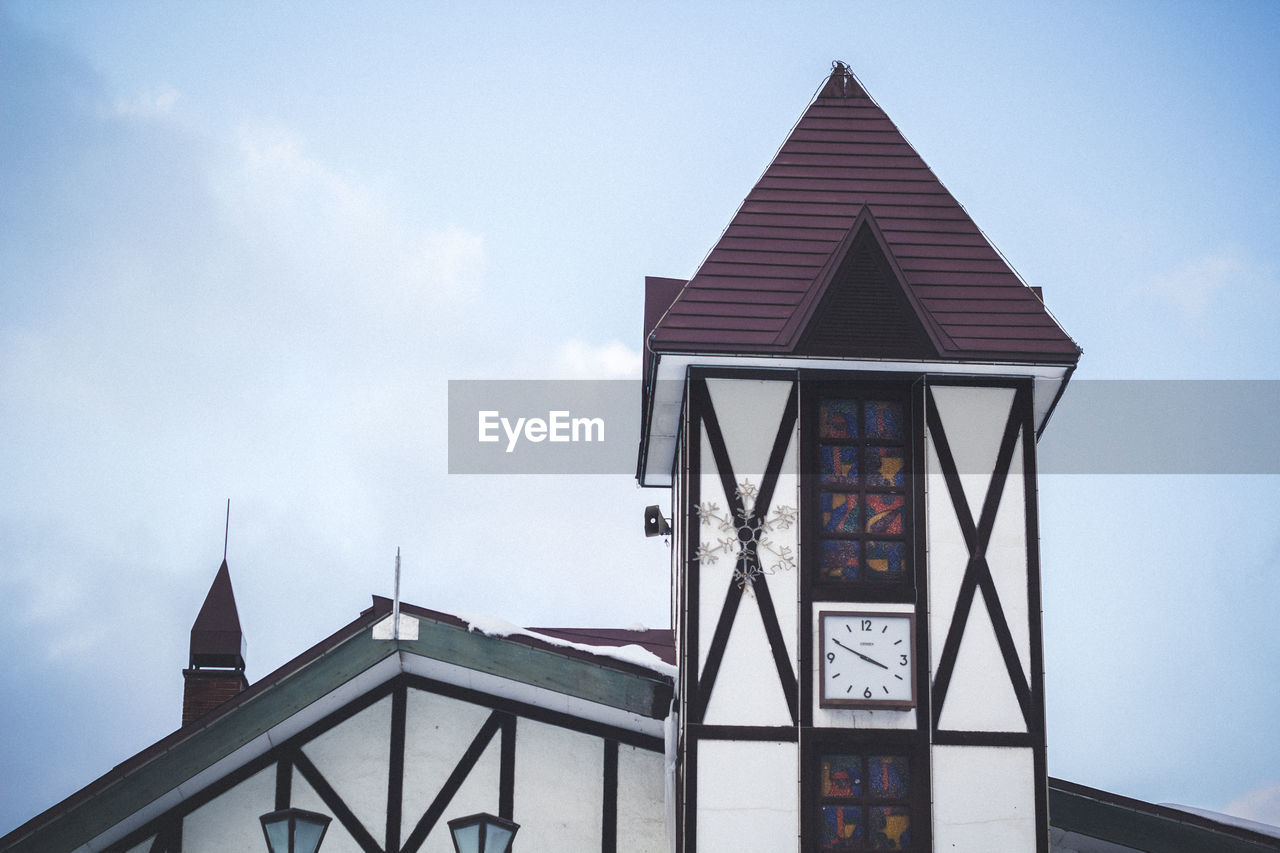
638, 63, 1080, 852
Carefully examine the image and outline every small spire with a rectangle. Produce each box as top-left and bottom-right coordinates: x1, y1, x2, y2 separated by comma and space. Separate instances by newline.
189, 559, 246, 670
182, 556, 249, 725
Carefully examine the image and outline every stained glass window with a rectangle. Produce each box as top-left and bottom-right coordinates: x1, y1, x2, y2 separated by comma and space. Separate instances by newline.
820, 399, 861, 439
822, 493, 862, 534
820, 540, 861, 582
816, 752, 914, 851
812, 388, 911, 589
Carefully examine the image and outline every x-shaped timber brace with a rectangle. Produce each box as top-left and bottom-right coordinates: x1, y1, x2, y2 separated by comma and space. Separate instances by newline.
689, 379, 800, 726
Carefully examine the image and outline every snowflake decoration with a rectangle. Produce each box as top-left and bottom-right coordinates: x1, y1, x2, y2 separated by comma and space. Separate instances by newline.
695, 479, 796, 589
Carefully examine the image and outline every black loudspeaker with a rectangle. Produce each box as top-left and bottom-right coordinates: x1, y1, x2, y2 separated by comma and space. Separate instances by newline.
644, 505, 671, 537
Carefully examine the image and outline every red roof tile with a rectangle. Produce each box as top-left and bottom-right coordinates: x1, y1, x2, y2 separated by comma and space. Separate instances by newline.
648, 63, 1080, 364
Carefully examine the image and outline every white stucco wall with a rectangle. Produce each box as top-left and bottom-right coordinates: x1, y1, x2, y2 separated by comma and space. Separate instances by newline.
616, 744, 666, 853
926, 384, 1030, 733
512, 719, 604, 852
299, 695, 392, 850
929, 385, 1015, 514
696, 739, 797, 852
180, 766, 273, 853
291, 771, 363, 853
986, 432, 1031, 683
932, 745, 1037, 850
401, 688, 501, 848
696, 379, 798, 728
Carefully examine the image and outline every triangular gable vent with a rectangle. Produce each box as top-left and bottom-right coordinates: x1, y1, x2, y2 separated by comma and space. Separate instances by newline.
796, 221, 938, 359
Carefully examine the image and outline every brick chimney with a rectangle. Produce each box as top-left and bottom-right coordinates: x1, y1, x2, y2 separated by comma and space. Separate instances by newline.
182, 559, 248, 726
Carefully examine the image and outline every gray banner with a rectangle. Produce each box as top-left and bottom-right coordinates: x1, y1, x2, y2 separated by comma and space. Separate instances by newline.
446, 379, 1280, 475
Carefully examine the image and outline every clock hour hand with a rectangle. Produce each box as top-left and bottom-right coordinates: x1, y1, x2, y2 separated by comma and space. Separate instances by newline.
831, 637, 889, 670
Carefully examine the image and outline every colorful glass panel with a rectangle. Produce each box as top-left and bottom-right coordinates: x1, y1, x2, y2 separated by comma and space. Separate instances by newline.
864, 446, 905, 487
865, 541, 907, 579
820, 541, 860, 581
867, 755, 910, 798
822, 493, 861, 534
820, 399, 861, 439
820, 754, 863, 798
868, 808, 911, 850
821, 445, 860, 485
864, 401, 904, 441
814, 392, 910, 590
821, 806, 863, 849
865, 494, 904, 534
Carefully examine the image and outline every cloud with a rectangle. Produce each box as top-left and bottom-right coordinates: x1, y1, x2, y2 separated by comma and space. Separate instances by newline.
1225, 783, 1280, 827
214, 124, 487, 311
550, 339, 641, 378
1, 101, 492, 657
109, 85, 180, 117
1146, 247, 1253, 319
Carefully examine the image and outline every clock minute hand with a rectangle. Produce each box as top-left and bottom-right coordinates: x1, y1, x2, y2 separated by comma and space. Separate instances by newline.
832, 637, 889, 670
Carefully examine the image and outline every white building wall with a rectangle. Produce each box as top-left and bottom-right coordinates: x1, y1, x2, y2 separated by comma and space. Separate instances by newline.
616, 744, 666, 853
695, 740, 797, 852
512, 719, 604, 852
926, 384, 1042, 847
928, 386, 1015, 514
932, 745, 1038, 850
180, 766, 273, 853
416, 743, 501, 853
300, 695, 391, 849
291, 772, 363, 853
987, 433, 1031, 683
935, 592, 1027, 732
695, 379, 798, 728
401, 688, 501, 846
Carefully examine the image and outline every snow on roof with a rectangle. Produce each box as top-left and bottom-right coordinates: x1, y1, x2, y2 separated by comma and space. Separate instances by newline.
456, 611, 677, 679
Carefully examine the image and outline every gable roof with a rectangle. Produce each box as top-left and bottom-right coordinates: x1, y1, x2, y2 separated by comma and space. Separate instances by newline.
1049, 777, 1280, 852
0, 598, 673, 853
647, 62, 1080, 365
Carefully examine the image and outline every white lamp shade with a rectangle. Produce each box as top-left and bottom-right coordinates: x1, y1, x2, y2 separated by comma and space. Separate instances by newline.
259, 808, 331, 853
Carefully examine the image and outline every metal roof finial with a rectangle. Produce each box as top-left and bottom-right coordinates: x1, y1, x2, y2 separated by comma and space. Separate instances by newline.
831, 60, 854, 97
393, 547, 401, 641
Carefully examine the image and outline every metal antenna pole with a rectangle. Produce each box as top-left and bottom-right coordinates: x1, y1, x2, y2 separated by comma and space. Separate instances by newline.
223, 499, 230, 562
393, 547, 401, 641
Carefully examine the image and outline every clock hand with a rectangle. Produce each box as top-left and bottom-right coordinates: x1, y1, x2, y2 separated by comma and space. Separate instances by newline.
831, 637, 889, 670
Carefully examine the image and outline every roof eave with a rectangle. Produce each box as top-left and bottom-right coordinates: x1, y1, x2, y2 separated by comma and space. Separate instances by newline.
637, 349, 1077, 486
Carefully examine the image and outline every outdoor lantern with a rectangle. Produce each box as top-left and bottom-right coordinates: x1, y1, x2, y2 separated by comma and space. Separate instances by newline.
259, 807, 331, 853
447, 812, 520, 853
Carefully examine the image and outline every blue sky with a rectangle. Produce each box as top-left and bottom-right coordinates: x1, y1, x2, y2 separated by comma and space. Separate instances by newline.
2, 0, 1279, 837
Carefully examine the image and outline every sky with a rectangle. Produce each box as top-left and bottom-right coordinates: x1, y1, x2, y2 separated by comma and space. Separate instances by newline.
2, 0, 1279, 839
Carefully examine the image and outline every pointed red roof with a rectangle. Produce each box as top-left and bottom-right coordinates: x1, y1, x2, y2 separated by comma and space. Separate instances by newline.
648, 63, 1079, 364
189, 559, 245, 670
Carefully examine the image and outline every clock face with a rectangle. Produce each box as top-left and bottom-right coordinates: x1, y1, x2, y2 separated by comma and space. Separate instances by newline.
819, 610, 916, 709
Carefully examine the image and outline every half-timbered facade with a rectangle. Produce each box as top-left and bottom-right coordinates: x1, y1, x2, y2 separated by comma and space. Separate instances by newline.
0, 592, 674, 853
5, 63, 1279, 853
